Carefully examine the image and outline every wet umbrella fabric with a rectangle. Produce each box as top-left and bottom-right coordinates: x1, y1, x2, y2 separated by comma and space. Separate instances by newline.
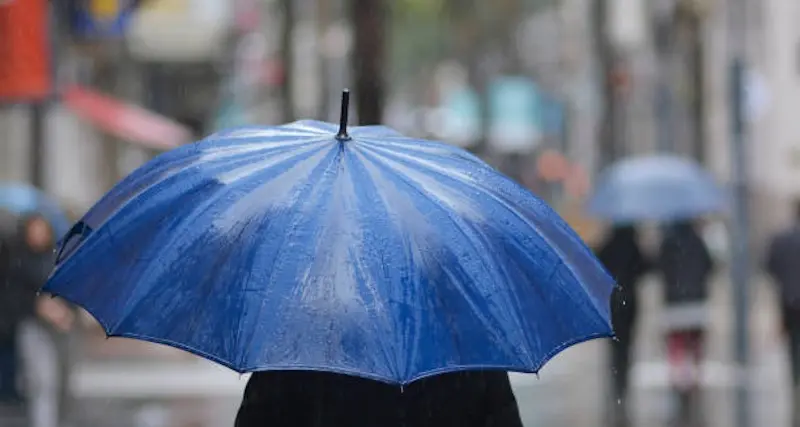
43, 120, 614, 385
586, 155, 726, 223
0, 182, 71, 237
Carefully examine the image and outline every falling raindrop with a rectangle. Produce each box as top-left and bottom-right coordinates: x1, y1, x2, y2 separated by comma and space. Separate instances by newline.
616, 399, 622, 405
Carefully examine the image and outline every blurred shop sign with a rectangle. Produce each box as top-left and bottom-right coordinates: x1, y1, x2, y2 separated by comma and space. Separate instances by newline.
212, 94, 249, 130
488, 77, 543, 154
432, 63, 480, 148
62, 84, 192, 150
535, 149, 570, 182
433, 76, 564, 152
126, 0, 232, 62
439, 87, 481, 148
68, 0, 138, 39
0, 0, 52, 101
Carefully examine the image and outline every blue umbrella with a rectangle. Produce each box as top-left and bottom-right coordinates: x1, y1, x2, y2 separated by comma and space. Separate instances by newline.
43, 92, 614, 385
586, 155, 727, 223
0, 182, 71, 237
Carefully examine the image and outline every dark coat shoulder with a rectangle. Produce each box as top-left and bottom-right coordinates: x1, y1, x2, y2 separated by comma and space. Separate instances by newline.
234, 370, 523, 427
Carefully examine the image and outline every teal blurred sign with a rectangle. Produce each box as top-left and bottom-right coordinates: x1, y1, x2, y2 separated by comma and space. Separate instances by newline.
438, 76, 565, 151
440, 87, 481, 148
488, 76, 542, 153
213, 99, 248, 130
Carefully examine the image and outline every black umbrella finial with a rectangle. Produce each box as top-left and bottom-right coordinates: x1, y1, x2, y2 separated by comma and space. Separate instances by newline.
336, 89, 351, 141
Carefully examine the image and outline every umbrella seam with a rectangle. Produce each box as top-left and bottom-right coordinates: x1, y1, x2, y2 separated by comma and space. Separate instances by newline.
354, 148, 529, 365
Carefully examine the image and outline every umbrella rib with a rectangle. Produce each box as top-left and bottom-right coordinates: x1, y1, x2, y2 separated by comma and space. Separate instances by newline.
355, 149, 529, 364
234, 146, 344, 370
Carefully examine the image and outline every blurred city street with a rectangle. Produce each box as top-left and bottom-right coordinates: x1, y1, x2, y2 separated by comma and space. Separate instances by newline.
0, 0, 795, 426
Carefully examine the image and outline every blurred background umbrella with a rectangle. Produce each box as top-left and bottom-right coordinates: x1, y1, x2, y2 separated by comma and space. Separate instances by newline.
585, 155, 727, 223
0, 182, 71, 238
43, 97, 614, 385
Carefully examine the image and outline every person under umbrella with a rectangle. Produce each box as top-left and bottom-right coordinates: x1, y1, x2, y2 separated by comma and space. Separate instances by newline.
235, 370, 522, 427
0, 212, 74, 427
657, 219, 714, 419
42, 93, 615, 426
586, 155, 726, 223
595, 225, 652, 422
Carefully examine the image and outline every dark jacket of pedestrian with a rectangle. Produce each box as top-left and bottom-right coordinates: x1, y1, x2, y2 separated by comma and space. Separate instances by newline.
0, 212, 61, 338
765, 204, 800, 393
658, 220, 714, 304
595, 225, 650, 404
596, 225, 651, 330
234, 370, 523, 427
1, 214, 37, 338
0, 211, 57, 402
766, 224, 800, 310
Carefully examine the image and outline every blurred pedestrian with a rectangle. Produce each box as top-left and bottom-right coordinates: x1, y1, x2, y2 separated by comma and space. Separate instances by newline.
657, 219, 714, 419
19, 213, 74, 427
0, 209, 35, 404
765, 200, 800, 425
595, 225, 651, 422
235, 370, 523, 427
0, 212, 73, 427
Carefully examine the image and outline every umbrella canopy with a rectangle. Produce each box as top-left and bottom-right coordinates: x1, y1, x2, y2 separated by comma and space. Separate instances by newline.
0, 182, 71, 237
586, 155, 726, 223
43, 99, 613, 385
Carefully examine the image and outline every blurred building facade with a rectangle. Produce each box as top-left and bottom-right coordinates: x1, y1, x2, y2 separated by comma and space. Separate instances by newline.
601, 0, 789, 249
0, 1, 249, 426
750, 0, 800, 239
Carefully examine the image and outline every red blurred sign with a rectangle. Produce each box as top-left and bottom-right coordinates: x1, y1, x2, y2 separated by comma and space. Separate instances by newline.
536, 149, 570, 182
0, 0, 52, 101
62, 84, 193, 150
